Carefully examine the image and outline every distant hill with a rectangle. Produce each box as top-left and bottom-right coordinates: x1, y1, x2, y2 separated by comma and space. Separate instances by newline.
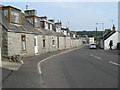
76, 31, 103, 37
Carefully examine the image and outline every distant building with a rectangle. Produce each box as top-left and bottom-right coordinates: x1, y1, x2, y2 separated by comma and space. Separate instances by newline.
88, 37, 94, 44
70, 31, 77, 39
81, 35, 88, 44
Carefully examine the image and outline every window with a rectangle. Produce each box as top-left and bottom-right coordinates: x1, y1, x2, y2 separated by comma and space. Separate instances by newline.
3, 9, 8, 19
34, 18, 38, 27
21, 35, 26, 51
27, 18, 33, 25
34, 38, 36, 46
41, 21, 45, 28
29, 11, 33, 15
48, 23, 50, 29
50, 24, 53, 30
45, 22, 48, 29
34, 18, 40, 27
11, 10, 20, 24
52, 38, 55, 46
43, 39, 45, 47
28, 10, 37, 16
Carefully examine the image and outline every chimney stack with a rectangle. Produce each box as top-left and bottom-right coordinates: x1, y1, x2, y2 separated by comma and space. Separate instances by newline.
112, 24, 115, 32
26, 5, 28, 10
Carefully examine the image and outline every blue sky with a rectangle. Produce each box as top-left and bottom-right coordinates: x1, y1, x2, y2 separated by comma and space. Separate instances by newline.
1, 2, 118, 31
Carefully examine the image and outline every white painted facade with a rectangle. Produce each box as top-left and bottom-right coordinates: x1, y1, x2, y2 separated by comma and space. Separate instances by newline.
73, 34, 76, 39
62, 30, 67, 36
104, 31, 120, 50
56, 26, 61, 33
41, 19, 53, 30
89, 37, 94, 44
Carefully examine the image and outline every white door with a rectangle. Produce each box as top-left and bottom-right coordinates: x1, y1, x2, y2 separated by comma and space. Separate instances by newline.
34, 36, 38, 55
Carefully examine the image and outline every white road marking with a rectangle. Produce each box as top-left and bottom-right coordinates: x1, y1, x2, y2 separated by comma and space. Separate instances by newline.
109, 61, 120, 66
90, 54, 102, 60
37, 47, 82, 75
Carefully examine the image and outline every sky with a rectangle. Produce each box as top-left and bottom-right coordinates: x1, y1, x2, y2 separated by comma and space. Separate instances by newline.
0, 1, 118, 31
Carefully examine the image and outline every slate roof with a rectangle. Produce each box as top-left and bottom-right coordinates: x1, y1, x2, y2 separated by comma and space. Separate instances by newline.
42, 28, 57, 36
103, 31, 116, 40
1, 15, 26, 33
100, 30, 116, 40
1, 12, 43, 35
1, 6, 66, 37
22, 13, 43, 35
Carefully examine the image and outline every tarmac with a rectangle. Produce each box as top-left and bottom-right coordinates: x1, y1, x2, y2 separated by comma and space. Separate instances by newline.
1, 49, 70, 82
1, 48, 119, 85
105, 49, 120, 55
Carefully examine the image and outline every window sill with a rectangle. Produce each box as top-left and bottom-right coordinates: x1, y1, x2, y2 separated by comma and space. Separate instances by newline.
42, 47, 46, 49
22, 50, 27, 53
52, 45, 55, 47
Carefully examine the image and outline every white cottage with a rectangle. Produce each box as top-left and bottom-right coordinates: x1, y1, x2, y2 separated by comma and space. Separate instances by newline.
104, 25, 120, 50
104, 31, 120, 50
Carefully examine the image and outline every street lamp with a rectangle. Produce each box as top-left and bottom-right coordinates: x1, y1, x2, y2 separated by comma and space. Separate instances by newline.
96, 23, 98, 45
96, 22, 104, 49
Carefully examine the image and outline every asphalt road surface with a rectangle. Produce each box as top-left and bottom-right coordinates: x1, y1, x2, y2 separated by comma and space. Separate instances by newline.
2, 45, 119, 88
40, 45, 119, 88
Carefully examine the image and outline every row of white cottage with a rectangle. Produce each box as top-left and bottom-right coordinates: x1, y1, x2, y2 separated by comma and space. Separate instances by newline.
0, 5, 82, 58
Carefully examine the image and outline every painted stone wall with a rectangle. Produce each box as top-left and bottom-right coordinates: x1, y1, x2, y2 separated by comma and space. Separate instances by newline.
58, 36, 65, 50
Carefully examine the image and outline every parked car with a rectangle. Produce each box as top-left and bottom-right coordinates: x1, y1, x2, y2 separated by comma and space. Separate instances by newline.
89, 43, 97, 49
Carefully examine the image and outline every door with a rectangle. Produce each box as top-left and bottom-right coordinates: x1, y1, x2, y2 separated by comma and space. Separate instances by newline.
57, 36, 59, 49
34, 36, 38, 55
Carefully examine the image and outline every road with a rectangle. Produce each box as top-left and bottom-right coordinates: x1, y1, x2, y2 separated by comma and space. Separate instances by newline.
40, 45, 119, 88
2, 45, 119, 88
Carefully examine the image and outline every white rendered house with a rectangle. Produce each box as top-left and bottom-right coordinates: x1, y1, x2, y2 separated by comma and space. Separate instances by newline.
104, 31, 120, 50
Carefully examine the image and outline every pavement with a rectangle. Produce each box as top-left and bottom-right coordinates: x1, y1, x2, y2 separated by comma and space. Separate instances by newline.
2, 61, 22, 71
1, 59, 23, 82
2, 48, 76, 88
105, 49, 119, 55
1, 49, 67, 81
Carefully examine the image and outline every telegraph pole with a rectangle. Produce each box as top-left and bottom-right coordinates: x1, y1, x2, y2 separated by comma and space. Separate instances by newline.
96, 22, 104, 49
96, 23, 98, 45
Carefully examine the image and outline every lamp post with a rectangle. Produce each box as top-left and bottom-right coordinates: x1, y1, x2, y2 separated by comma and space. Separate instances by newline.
96, 23, 98, 45
96, 22, 104, 49
101, 23, 104, 50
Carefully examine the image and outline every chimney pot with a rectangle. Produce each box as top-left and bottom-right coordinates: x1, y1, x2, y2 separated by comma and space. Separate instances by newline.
26, 5, 28, 10
112, 24, 115, 31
